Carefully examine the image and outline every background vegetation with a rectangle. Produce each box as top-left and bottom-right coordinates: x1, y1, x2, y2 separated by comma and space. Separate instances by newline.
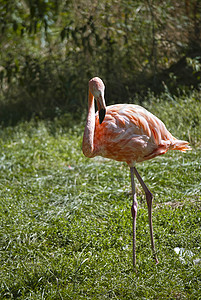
0, 93, 201, 299
0, 1, 201, 299
0, 0, 201, 124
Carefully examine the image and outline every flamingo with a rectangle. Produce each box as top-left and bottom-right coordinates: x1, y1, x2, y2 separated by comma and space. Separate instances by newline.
82, 77, 191, 267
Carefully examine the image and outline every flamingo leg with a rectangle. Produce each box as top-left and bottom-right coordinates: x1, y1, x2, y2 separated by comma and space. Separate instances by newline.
130, 167, 138, 267
133, 167, 159, 264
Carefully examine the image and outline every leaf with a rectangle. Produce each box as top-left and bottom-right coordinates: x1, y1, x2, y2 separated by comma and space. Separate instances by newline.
60, 28, 66, 41
13, 21, 18, 32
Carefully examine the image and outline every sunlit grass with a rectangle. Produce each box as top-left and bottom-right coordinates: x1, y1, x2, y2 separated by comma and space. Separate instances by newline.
0, 92, 201, 299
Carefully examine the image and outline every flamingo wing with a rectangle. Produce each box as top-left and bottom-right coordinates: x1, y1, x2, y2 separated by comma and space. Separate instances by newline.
93, 104, 189, 165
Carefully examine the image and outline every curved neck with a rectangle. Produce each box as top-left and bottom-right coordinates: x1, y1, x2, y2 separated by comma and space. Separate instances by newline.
82, 89, 95, 157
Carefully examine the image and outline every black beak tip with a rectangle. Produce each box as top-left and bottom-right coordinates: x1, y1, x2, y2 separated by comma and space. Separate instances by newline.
99, 108, 106, 124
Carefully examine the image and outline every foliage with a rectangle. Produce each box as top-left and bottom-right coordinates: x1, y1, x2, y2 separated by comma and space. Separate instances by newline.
0, 0, 201, 124
0, 91, 201, 299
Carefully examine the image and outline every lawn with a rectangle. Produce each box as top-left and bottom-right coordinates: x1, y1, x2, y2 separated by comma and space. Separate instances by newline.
0, 90, 201, 299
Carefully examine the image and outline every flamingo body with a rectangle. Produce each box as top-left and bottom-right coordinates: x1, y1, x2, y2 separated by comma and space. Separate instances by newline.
90, 103, 189, 165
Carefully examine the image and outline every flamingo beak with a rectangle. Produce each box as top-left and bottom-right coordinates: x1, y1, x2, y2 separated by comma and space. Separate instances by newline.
97, 95, 106, 124
99, 108, 106, 124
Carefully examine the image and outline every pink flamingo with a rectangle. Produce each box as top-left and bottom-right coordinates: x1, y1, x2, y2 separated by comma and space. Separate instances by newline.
82, 77, 191, 267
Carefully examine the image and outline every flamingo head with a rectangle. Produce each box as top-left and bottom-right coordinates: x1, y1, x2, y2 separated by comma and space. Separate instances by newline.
89, 77, 106, 124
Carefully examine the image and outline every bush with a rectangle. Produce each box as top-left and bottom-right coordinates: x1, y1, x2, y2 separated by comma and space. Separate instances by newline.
0, 0, 201, 124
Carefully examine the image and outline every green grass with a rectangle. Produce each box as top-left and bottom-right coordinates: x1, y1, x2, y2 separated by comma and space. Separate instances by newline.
0, 91, 201, 299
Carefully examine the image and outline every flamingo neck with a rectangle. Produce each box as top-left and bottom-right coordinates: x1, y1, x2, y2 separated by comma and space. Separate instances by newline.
82, 90, 95, 158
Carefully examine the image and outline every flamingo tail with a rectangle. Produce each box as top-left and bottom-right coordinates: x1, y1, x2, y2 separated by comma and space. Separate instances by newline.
144, 138, 191, 161
170, 139, 192, 152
